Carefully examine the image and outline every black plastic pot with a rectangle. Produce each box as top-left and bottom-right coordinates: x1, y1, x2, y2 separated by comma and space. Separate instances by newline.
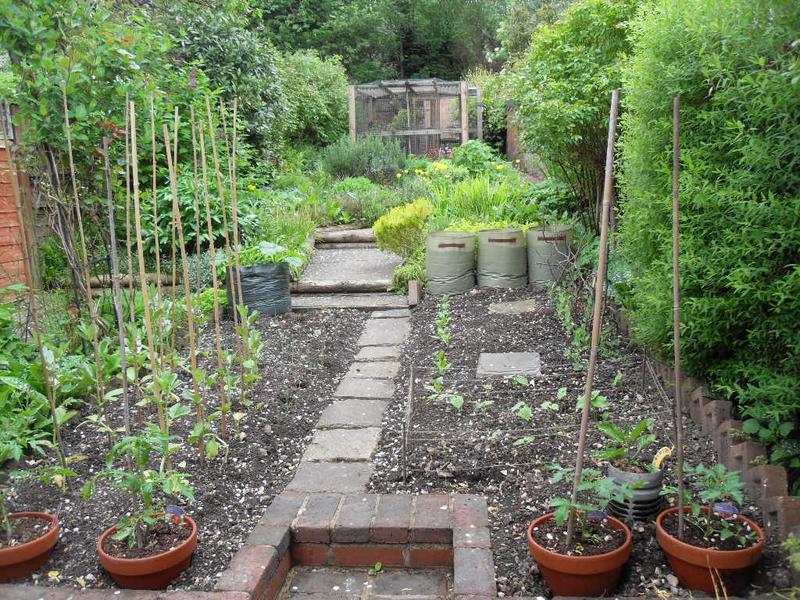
226, 263, 291, 317
607, 464, 663, 522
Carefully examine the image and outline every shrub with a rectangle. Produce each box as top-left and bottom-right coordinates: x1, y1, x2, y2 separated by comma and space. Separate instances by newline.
320, 135, 406, 183
373, 198, 432, 258
618, 0, 800, 475
391, 245, 426, 293
279, 50, 348, 146
506, 0, 635, 230
451, 140, 504, 176
466, 67, 508, 154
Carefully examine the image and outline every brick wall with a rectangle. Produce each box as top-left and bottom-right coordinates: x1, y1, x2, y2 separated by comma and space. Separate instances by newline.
0, 147, 31, 288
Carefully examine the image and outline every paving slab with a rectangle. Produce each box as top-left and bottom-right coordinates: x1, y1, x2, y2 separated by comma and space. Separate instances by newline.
335, 377, 395, 399
476, 351, 542, 378
285, 567, 368, 596
287, 462, 373, 493
292, 293, 407, 312
488, 299, 538, 315
300, 248, 400, 286
354, 345, 402, 362
302, 428, 382, 462
318, 399, 390, 429
372, 309, 412, 318
358, 318, 410, 346
371, 570, 449, 596
345, 360, 400, 380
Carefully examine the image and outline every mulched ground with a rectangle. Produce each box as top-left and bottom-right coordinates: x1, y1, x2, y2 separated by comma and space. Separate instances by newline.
5, 308, 367, 590
368, 287, 792, 597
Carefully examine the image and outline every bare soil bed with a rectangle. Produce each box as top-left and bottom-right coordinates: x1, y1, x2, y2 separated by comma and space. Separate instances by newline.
6, 308, 367, 591
368, 287, 791, 597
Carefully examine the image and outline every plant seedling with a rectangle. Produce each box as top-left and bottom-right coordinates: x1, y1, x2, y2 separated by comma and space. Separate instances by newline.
368, 561, 383, 576
594, 418, 657, 472
473, 398, 494, 413
574, 390, 610, 414
433, 349, 450, 377
512, 401, 533, 422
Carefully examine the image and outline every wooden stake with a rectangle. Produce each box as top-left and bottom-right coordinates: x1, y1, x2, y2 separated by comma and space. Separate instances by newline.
124, 95, 136, 325
566, 88, 620, 547
197, 116, 229, 439
460, 81, 469, 145
190, 107, 202, 292
130, 100, 167, 435
348, 85, 357, 142
62, 86, 110, 443
672, 96, 686, 540
167, 108, 180, 364
164, 124, 205, 464
101, 136, 132, 440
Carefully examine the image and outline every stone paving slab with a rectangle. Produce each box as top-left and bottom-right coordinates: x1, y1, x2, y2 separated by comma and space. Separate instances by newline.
372, 309, 412, 318
476, 351, 542, 378
358, 318, 410, 346
287, 462, 373, 493
301, 248, 401, 285
488, 298, 538, 315
302, 428, 382, 462
335, 377, 395, 399
346, 361, 400, 380
355, 345, 402, 362
285, 567, 368, 596
318, 400, 390, 429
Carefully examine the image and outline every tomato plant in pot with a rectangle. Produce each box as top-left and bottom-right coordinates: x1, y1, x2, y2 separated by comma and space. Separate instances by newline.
527, 466, 634, 597
83, 423, 196, 589
657, 463, 764, 595
225, 241, 303, 317
595, 418, 665, 522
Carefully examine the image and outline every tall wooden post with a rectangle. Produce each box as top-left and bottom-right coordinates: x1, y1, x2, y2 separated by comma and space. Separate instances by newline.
566, 89, 620, 547
459, 81, 469, 145
348, 85, 357, 142
476, 87, 484, 141
672, 96, 686, 539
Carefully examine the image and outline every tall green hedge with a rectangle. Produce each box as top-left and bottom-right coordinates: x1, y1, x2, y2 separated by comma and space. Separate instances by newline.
618, 0, 800, 474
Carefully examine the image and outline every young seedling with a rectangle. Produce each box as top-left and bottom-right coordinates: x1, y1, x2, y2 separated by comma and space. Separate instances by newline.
433, 349, 450, 377
595, 418, 657, 472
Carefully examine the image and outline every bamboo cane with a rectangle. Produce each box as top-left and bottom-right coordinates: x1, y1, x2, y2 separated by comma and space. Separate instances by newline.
149, 96, 166, 365
0, 107, 67, 470
101, 136, 132, 441
167, 108, 180, 365
197, 116, 229, 439
164, 124, 205, 465
566, 88, 620, 547
61, 86, 111, 444
672, 96, 686, 540
130, 100, 167, 435
190, 107, 202, 293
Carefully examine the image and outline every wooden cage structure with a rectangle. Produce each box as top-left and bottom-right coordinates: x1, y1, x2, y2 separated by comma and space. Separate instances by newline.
348, 78, 482, 156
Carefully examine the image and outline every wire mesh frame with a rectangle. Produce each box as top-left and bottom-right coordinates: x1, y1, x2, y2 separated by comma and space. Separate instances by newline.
350, 79, 482, 156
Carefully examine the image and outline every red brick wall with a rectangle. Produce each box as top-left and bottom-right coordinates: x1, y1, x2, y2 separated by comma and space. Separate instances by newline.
0, 147, 30, 288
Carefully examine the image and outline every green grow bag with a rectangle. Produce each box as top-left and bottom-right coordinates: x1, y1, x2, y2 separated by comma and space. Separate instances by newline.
527, 224, 573, 284
477, 228, 527, 289
425, 231, 475, 295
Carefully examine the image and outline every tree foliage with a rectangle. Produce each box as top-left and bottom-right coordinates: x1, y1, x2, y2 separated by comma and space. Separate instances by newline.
618, 0, 800, 472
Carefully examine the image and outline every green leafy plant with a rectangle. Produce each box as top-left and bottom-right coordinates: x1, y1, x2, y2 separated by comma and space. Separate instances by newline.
574, 390, 610, 414
662, 463, 757, 548
433, 350, 450, 377
373, 198, 432, 258
595, 418, 657, 472
320, 135, 405, 183
450, 140, 504, 176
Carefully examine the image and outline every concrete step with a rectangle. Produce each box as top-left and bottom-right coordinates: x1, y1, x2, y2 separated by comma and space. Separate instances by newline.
291, 293, 407, 311
315, 227, 375, 244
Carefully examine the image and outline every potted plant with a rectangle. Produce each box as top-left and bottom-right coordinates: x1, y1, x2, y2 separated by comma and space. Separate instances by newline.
83, 424, 196, 589
657, 463, 765, 595
595, 418, 664, 522
527, 466, 633, 597
225, 241, 303, 317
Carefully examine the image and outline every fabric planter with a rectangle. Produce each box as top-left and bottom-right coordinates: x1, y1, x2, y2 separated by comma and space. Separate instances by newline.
226, 263, 291, 317
477, 228, 527, 288
425, 231, 476, 295
527, 224, 573, 284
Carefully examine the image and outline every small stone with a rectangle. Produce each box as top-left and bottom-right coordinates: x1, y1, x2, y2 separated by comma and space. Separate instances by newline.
666, 574, 679, 587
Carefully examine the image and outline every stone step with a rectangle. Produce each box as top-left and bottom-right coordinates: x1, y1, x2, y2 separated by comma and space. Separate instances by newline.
316, 241, 378, 250
291, 293, 407, 312
291, 279, 392, 293
315, 228, 376, 244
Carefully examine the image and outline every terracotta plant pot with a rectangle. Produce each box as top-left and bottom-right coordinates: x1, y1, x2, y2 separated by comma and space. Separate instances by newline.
527, 512, 632, 597
97, 515, 197, 589
656, 507, 764, 595
0, 512, 59, 582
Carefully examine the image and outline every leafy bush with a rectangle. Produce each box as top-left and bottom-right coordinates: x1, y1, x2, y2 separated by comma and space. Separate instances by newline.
279, 50, 348, 145
466, 67, 508, 153
391, 245, 426, 293
451, 140, 505, 176
506, 0, 635, 229
373, 198, 432, 258
320, 135, 406, 183
618, 0, 800, 476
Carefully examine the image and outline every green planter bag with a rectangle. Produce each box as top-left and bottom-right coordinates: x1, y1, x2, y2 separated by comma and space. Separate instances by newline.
477, 228, 527, 289
527, 224, 573, 284
425, 231, 475, 295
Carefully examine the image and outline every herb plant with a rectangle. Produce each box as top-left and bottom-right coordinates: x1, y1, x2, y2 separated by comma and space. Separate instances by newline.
595, 418, 657, 472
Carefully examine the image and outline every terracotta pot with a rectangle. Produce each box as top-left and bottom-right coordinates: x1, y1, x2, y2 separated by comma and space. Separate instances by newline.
0, 512, 59, 582
656, 507, 764, 595
527, 512, 632, 597
97, 515, 197, 589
